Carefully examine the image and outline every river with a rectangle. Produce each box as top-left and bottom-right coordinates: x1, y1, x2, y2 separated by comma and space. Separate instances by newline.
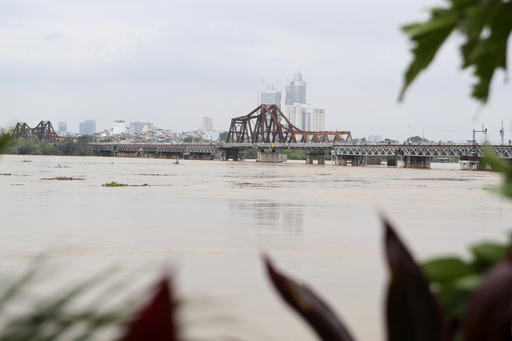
0, 154, 511, 340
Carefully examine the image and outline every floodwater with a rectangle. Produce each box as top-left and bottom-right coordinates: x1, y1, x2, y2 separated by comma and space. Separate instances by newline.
0, 154, 511, 340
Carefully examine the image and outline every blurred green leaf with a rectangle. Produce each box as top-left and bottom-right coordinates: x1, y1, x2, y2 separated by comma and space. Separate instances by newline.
383, 218, 445, 341
461, 0, 512, 101
454, 274, 481, 291
481, 148, 512, 199
422, 257, 474, 282
471, 243, 507, 270
434, 280, 471, 321
399, 9, 457, 101
400, 0, 512, 103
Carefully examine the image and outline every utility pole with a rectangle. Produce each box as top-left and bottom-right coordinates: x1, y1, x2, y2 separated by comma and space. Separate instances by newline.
473, 124, 487, 156
500, 121, 504, 145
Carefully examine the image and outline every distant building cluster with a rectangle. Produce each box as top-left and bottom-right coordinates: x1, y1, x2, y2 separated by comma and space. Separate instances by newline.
4, 73, 329, 142
49, 117, 220, 144
257, 73, 325, 131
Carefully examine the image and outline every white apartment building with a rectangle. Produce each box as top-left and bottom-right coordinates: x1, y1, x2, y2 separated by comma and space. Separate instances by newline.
202, 116, 213, 131
112, 120, 127, 135
282, 103, 325, 131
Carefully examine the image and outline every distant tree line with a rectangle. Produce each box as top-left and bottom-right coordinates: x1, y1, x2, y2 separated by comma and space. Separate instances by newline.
3, 135, 95, 156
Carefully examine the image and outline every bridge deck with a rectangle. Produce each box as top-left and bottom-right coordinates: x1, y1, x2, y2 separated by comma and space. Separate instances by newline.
90, 142, 512, 159
223, 142, 512, 158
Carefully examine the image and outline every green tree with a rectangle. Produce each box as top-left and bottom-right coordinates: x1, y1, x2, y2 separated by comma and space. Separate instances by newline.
0, 134, 11, 154
219, 131, 228, 142
57, 137, 76, 155
73, 135, 94, 156
408, 135, 429, 144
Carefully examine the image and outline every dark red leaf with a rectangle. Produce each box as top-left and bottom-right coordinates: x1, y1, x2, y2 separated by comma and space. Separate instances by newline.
462, 253, 512, 341
120, 276, 179, 341
383, 218, 446, 341
264, 255, 356, 341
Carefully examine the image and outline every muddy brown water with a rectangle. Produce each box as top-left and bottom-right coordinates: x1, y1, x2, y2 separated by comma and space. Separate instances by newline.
0, 154, 511, 340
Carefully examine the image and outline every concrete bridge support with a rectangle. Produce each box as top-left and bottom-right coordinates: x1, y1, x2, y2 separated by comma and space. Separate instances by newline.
366, 156, 381, 165
337, 156, 366, 166
258, 152, 287, 163
396, 154, 431, 168
386, 157, 397, 167
306, 153, 326, 165
222, 149, 245, 161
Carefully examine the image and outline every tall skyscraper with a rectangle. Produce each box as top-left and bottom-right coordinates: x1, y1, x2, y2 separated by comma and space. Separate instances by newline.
79, 120, 96, 135
285, 72, 306, 105
257, 85, 281, 108
202, 116, 213, 131
58, 121, 67, 133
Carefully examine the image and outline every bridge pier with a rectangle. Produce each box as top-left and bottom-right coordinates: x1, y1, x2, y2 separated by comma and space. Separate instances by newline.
258, 152, 287, 163
306, 153, 325, 165
366, 156, 382, 165
221, 149, 245, 161
396, 154, 431, 169
336, 156, 366, 166
386, 157, 397, 167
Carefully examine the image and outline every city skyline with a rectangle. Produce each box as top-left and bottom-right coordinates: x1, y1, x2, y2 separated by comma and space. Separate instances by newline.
0, 1, 510, 143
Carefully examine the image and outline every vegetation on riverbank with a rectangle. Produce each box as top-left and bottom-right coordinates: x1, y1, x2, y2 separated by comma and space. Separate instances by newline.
2, 135, 94, 156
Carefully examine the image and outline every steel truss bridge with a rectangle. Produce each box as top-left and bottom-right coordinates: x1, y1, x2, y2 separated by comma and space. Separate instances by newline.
12, 121, 62, 143
90, 103, 512, 165
330, 143, 512, 159
90, 143, 218, 159
90, 141, 512, 165
227, 104, 352, 144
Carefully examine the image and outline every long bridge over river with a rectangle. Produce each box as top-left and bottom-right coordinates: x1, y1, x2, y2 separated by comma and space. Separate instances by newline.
89, 104, 512, 169
90, 141, 512, 168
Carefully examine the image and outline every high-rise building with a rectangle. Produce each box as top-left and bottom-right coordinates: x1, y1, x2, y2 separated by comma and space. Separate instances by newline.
112, 120, 127, 135
282, 104, 325, 131
129, 121, 152, 136
58, 122, 67, 133
285, 73, 306, 105
79, 120, 96, 135
257, 85, 281, 108
202, 117, 213, 131
304, 107, 325, 132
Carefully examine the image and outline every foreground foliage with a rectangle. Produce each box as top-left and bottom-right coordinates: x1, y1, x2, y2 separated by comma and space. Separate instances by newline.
482, 149, 512, 199
400, 0, 512, 103
0, 265, 125, 341
266, 218, 512, 341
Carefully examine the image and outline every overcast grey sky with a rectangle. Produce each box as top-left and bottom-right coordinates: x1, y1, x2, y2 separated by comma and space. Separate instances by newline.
0, 0, 510, 142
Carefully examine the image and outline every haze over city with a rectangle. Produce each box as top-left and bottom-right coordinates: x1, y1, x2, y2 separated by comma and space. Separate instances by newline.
1, 0, 510, 142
